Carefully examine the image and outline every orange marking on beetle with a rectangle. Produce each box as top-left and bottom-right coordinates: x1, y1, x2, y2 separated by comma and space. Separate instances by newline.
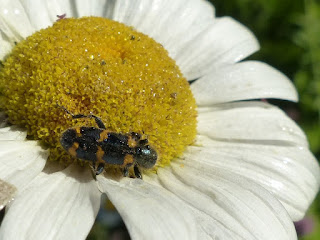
68, 142, 79, 157
96, 146, 105, 163
121, 154, 134, 167
75, 127, 82, 137
99, 130, 110, 142
127, 135, 138, 148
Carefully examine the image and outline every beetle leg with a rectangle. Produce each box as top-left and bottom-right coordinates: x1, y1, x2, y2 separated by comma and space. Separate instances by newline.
123, 166, 129, 177
96, 163, 105, 175
72, 113, 106, 130
57, 104, 106, 129
134, 164, 142, 179
88, 113, 106, 129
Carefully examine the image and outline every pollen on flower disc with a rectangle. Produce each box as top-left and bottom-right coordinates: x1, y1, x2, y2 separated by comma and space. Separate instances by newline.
0, 17, 197, 171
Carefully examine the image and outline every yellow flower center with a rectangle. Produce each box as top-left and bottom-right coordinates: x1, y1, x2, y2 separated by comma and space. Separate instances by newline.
0, 17, 197, 174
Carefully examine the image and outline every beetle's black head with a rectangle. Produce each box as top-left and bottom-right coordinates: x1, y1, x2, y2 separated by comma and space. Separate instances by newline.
134, 145, 157, 169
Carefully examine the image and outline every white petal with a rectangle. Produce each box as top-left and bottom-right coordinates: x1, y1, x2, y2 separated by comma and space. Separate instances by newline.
197, 101, 308, 146
0, 178, 17, 210
19, 0, 75, 30
0, 164, 101, 240
0, 140, 48, 190
192, 61, 298, 105
175, 17, 260, 80
158, 165, 297, 240
0, 35, 12, 60
97, 175, 198, 240
191, 135, 320, 221
154, 0, 215, 55
74, 0, 112, 17
0, 0, 35, 40
0, 126, 27, 140
18, 0, 51, 30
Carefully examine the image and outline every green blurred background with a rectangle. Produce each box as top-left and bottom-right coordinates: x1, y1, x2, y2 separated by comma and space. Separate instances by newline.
88, 0, 320, 239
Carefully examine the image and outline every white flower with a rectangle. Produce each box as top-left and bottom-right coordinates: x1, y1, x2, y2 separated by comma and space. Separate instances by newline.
0, 0, 319, 240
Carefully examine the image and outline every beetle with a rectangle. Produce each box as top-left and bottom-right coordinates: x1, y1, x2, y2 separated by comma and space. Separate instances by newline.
59, 106, 157, 179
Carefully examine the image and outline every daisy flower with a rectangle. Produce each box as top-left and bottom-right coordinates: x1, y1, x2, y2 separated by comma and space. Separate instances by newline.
0, 0, 319, 239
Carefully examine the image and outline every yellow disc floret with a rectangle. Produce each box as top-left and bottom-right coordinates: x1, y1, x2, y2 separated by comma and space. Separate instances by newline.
0, 17, 197, 171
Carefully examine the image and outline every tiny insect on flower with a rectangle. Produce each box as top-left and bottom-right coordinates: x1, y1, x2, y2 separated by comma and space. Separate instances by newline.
56, 14, 67, 21
58, 106, 158, 179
